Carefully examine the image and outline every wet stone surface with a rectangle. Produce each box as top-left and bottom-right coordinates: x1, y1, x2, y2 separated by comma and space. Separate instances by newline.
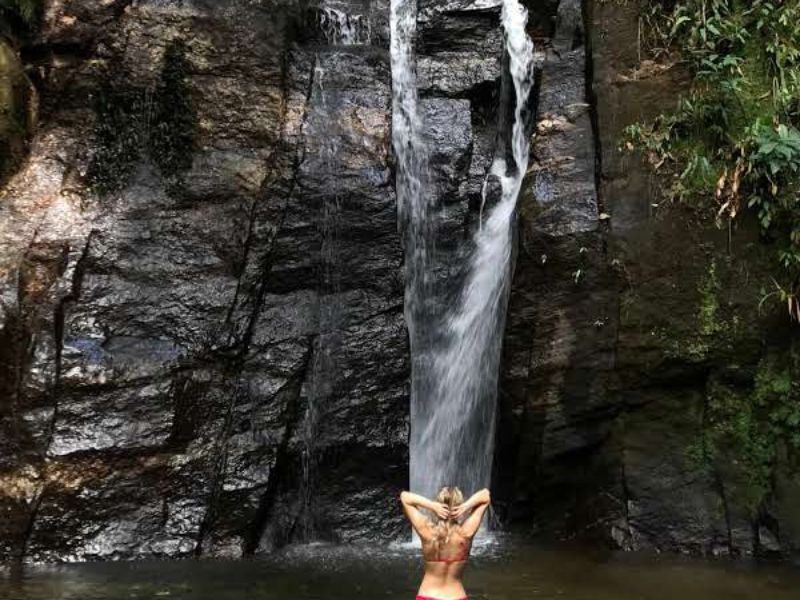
0, 0, 411, 562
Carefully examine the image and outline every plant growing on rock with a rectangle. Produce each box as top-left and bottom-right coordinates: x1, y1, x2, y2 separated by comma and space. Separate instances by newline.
87, 41, 197, 197
624, 0, 800, 320
689, 350, 800, 517
86, 77, 146, 196
0, 0, 41, 42
148, 39, 197, 191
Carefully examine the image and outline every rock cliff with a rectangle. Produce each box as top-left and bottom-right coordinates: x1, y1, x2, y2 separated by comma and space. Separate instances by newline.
497, 0, 800, 557
0, 0, 798, 564
0, 0, 411, 561
0, 0, 508, 562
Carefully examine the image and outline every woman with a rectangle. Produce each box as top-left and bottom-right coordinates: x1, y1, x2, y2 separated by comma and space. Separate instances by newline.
399, 487, 491, 600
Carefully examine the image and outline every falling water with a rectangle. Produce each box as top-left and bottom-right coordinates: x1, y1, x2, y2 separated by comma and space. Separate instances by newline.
300, 4, 371, 538
390, 0, 433, 347
319, 4, 372, 46
390, 0, 441, 521
391, 0, 535, 505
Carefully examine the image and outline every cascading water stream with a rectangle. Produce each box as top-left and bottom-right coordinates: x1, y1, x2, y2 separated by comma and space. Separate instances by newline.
299, 1, 370, 539
300, 56, 343, 539
391, 0, 535, 510
390, 0, 438, 478
390, 0, 431, 332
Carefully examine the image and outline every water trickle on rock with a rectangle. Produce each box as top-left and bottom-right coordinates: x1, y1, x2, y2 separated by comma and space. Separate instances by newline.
299, 6, 363, 539
319, 4, 372, 46
391, 0, 535, 513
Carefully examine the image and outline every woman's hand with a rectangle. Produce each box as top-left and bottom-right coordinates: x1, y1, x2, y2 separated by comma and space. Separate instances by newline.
455, 489, 491, 538
451, 489, 490, 520
430, 501, 450, 521
451, 502, 470, 519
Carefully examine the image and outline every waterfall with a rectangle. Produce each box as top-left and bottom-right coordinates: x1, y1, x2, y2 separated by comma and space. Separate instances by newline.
299, 2, 370, 539
391, 0, 535, 507
390, 0, 433, 374
319, 4, 372, 46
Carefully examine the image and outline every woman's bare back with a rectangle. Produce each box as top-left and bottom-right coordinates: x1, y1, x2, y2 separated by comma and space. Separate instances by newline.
399, 488, 491, 600
421, 529, 472, 563
419, 528, 472, 599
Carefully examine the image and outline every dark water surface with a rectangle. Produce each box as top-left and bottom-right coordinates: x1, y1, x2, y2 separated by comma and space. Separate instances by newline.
2, 537, 799, 600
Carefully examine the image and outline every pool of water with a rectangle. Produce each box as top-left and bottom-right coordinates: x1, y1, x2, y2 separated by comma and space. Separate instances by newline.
2, 537, 799, 600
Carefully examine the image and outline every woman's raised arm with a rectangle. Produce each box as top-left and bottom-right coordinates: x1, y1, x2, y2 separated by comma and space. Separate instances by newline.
453, 488, 491, 538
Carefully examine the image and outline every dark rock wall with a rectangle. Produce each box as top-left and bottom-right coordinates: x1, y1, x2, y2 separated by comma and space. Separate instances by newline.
496, 0, 619, 539
498, 0, 800, 557
0, 0, 411, 562
0, 0, 512, 563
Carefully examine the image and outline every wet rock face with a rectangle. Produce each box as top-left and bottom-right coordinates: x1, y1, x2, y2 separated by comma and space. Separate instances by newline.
0, 0, 514, 563
498, 0, 800, 558
0, 0, 412, 562
417, 0, 503, 95
496, 0, 618, 537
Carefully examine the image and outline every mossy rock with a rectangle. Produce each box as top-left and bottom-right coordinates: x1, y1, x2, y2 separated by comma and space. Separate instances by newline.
0, 40, 36, 184
86, 39, 196, 197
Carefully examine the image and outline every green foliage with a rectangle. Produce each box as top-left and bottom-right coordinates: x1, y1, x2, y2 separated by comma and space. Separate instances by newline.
0, 0, 41, 41
753, 125, 800, 180
625, 0, 800, 320
689, 350, 800, 514
698, 258, 723, 336
0, 0, 39, 24
673, 259, 729, 360
753, 356, 800, 453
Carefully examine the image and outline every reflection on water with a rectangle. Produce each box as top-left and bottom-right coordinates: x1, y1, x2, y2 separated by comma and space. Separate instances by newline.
2, 537, 798, 600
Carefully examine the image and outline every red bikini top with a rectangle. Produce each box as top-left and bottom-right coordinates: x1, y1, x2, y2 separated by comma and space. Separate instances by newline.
427, 554, 468, 564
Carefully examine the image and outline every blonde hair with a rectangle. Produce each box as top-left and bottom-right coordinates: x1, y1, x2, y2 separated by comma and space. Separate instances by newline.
431, 486, 464, 553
